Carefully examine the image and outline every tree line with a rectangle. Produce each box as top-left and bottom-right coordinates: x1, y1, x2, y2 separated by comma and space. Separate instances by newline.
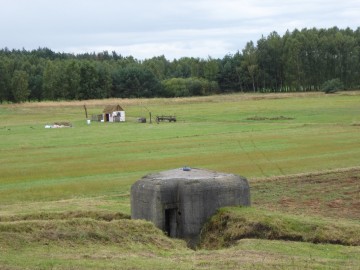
1, 27, 360, 103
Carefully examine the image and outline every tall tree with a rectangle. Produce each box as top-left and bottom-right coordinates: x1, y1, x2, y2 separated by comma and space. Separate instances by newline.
42, 60, 65, 100
112, 65, 162, 98
283, 30, 304, 91
218, 54, 239, 91
0, 58, 12, 103
95, 62, 112, 99
142, 55, 169, 80
204, 57, 220, 82
257, 32, 284, 91
11, 70, 29, 102
63, 60, 81, 100
242, 41, 258, 92
78, 61, 100, 100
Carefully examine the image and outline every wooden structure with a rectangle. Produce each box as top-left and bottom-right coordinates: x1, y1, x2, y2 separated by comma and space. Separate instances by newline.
91, 114, 103, 121
156, 115, 176, 123
137, 117, 146, 123
103, 104, 125, 122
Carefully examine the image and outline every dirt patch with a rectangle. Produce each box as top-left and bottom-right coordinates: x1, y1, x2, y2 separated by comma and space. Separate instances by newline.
327, 199, 344, 208
246, 116, 294, 121
251, 167, 360, 220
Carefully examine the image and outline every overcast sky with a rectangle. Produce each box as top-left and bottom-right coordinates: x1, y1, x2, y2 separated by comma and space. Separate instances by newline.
1, 0, 359, 60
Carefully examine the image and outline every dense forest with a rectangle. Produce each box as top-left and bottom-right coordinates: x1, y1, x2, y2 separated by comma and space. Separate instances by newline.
1, 27, 360, 103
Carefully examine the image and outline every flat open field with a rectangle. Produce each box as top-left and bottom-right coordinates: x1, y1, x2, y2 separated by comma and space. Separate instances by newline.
0, 92, 359, 269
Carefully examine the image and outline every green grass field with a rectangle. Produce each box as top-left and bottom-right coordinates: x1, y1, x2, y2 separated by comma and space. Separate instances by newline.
0, 92, 359, 269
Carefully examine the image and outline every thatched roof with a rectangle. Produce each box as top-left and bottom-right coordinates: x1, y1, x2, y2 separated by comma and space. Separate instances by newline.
103, 104, 124, 113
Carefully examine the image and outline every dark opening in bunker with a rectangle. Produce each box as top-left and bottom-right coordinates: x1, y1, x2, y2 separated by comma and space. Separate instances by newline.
165, 208, 177, 237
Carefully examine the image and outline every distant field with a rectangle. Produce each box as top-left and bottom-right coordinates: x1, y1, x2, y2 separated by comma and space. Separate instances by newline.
1, 91, 359, 207
0, 91, 359, 269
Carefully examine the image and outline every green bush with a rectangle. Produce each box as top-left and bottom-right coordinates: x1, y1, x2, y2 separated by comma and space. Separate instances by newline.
321, 78, 344, 93
161, 77, 219, 97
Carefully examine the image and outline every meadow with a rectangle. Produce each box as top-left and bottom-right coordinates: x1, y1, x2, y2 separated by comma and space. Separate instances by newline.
0, 92, 359, 269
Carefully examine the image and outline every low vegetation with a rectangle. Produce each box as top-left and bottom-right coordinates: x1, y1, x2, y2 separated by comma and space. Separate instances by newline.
0, 210, 129, 222
200, 207, 360, 249
322, 78, 345, 94
0, 218, 181, 249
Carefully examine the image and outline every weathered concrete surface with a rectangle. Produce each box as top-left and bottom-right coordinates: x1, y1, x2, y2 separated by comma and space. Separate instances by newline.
131, 168, 250, 246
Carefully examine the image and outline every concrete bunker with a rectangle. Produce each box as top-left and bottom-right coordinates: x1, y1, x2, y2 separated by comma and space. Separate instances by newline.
131, 168, 250, 246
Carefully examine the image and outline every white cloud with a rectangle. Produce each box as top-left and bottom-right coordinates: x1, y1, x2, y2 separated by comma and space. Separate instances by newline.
67, 39, 231, 60
0, 0, 359, 59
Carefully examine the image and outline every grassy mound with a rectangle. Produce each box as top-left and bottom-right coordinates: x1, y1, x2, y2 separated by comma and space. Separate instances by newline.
0, 211, 185, 251
0, 212, 190, 269
199, 207, 360, 249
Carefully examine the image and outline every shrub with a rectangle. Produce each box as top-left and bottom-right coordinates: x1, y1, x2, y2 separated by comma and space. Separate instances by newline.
321, 78, 344, 94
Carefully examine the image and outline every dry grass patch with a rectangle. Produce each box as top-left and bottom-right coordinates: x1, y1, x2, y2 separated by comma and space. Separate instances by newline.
3, 91, 331, 109
251, 167, 360, 220
0, 210, 129, 222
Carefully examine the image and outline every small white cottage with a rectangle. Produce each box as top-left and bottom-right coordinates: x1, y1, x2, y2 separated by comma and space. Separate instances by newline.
103, 105, 125, 122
